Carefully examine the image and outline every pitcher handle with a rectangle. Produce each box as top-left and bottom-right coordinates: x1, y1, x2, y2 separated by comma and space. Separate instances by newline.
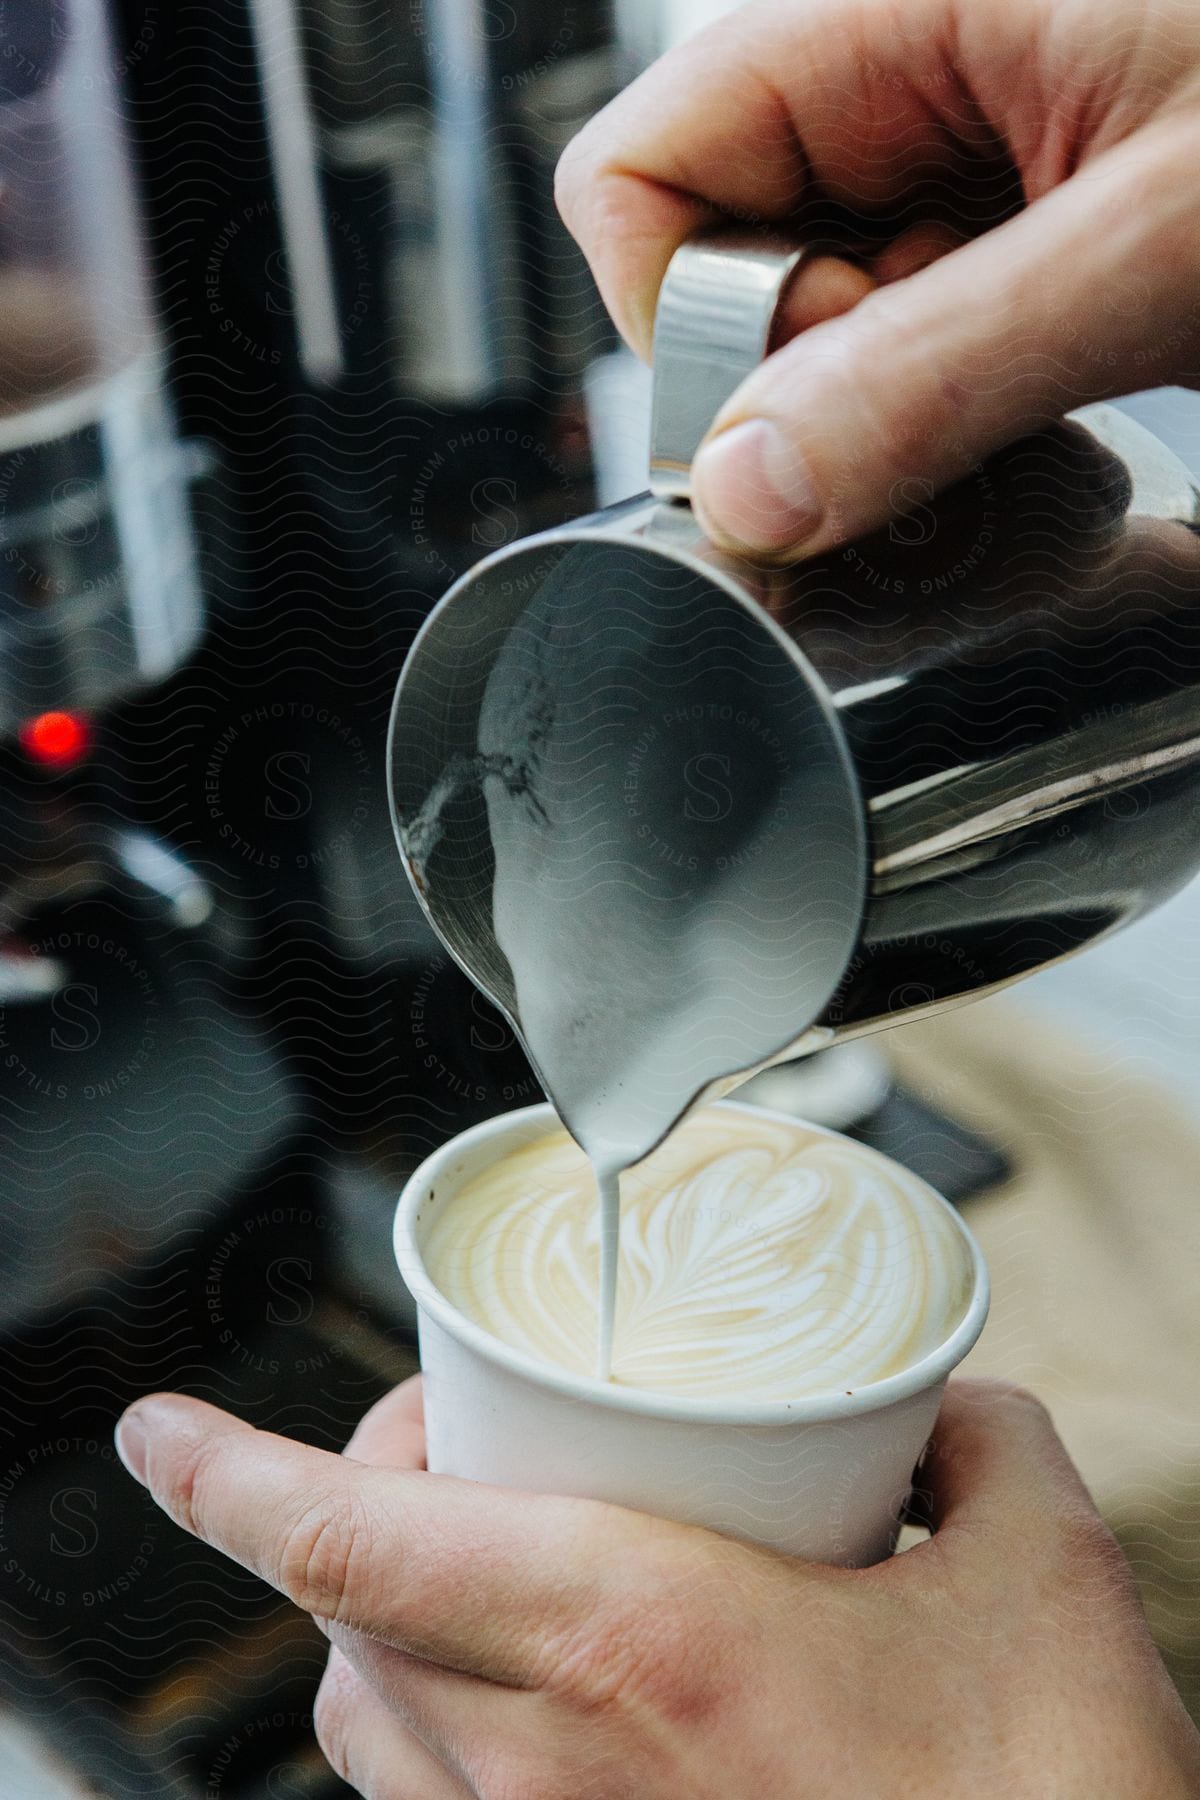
649, 230, 814, 501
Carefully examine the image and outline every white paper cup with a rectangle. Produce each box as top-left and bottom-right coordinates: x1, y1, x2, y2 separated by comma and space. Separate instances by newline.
394, 1101, 989, 1566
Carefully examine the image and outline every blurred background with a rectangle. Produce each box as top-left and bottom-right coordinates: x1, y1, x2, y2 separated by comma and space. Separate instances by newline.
0, 0, 1196, 1793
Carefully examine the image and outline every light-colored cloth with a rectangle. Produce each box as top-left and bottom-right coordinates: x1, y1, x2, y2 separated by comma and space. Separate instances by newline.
886, 998, 1200, 1721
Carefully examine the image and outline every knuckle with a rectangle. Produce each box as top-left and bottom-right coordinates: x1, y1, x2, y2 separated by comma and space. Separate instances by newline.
553, 121, 603, 235
547, 1560, 728, 1731
554, 141, 636, 266
278, 1493, 375, 1621
166, 1432, 228, 1539
552, 141, 583, 232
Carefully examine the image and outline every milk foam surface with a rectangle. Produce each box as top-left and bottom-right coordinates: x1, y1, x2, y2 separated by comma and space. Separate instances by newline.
421, 1106, 973, 1401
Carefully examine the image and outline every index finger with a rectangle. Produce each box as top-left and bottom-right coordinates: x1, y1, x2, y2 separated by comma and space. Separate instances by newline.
114, 1392, 622, 1684
554, 0, 1001, 353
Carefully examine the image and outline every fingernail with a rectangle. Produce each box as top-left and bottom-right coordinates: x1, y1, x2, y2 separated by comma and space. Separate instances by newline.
692, 418, 823, 554
115, 1407, 148, 1485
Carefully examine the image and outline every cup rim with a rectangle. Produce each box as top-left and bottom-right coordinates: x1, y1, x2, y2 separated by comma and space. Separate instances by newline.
394, 1100, 990, 1427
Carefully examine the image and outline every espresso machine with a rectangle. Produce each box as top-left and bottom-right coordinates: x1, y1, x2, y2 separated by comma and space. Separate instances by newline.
0, 0, 617, 1793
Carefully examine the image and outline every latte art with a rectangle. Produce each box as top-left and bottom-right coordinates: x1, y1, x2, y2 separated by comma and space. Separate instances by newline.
421, 1106, 974, 1401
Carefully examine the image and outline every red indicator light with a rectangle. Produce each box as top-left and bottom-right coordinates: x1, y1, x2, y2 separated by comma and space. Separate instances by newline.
19, 710, 92, 769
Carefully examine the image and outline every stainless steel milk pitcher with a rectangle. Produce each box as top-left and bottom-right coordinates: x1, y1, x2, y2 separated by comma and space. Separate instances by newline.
388, 228, 1200, 1118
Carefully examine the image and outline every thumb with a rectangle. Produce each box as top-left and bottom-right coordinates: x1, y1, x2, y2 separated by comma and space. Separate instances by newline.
690, 116, 1200, 560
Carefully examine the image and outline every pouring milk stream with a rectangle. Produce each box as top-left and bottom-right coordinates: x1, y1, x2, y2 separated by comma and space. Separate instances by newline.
476, 537, 861, 1376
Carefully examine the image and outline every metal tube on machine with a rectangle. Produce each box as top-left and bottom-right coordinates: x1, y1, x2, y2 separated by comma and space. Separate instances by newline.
247, 0, 346, 386
420, 0, 519, 401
